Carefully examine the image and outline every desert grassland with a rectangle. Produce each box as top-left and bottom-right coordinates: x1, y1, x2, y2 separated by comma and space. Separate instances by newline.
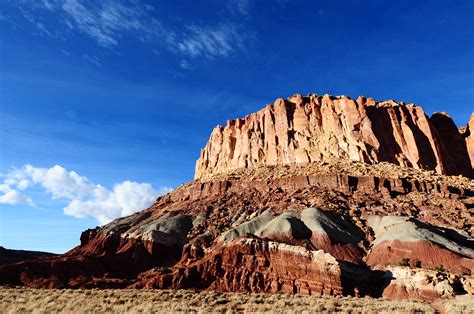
0, 287, 445, 314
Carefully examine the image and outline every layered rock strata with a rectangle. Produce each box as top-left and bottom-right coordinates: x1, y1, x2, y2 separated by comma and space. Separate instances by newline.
196, 94, 474, 179
0, 93, 473, 303
134, 238, 343, 296
366, 216, 474, 274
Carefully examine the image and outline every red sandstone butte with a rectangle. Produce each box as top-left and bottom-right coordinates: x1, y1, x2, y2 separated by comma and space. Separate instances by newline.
0, 92, 473, 302
195, 94, 473, 179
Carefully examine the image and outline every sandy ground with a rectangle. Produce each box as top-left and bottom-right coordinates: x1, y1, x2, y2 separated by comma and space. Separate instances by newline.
3, 287, 468, 313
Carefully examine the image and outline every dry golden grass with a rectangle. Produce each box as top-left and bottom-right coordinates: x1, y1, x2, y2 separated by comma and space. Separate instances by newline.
442, 295, 474, 313
0, 287, 440, 313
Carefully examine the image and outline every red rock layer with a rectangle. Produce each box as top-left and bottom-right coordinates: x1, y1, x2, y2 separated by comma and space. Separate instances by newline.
310, 234, 364, 264
196, 94, 473, 179
133, 238, 344, 296
382, 282, 445, 301
366, 240, 474, 275
164, 173, 471, 207
0, 234, 182, 289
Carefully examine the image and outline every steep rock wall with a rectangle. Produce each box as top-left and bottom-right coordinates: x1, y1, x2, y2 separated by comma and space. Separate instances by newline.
195, 94, 473, 179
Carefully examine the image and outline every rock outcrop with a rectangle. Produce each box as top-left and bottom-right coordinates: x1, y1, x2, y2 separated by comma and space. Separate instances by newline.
196, 94, 473, 179
382, 266, 464, 300
367, 216, 474, 275
465, 114, 474, 169
0, 247, 56, 266
219, 208, 365, 263
134, 238, 343, 296
0, 92, 473, 303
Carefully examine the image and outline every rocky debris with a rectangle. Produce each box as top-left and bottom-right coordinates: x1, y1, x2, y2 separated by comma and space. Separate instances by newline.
194, 159, 473, 191
196, 94, 474, 179
160, 167, 473, 237
382, 266, 466, 301
367, 216, 474, 274
461, 276, 474, 294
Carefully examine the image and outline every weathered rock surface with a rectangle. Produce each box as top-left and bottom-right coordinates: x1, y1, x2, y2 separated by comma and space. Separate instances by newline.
254, 212, 311, 244
367, 216, 474, 275
196, 94, 473, 179
465, 113, 474, 169
219, 208, 365, 263
134, 238, 343, 296
0, 92, 473, 302
300, 207, 365, 263
382, 266, 464, 301
219, 210, 274, 242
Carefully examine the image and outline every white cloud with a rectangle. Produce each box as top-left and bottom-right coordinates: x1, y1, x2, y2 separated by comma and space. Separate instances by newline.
61, 0, 150, 47
179, 60, 192, 70
228, 0, 250, 16
177, 24, 243, 59
0, 189, 35, 206
9, 0, 246, 61
0, 164, 172, 225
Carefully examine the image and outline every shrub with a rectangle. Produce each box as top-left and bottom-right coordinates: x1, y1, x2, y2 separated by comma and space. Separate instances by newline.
434, 265, 445, 273
414, 260, 421, 268
399, 257, 410, 267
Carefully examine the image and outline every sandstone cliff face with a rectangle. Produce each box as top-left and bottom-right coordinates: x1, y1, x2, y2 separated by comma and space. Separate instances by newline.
465, 114, 474, 169
195, 94, 473, 179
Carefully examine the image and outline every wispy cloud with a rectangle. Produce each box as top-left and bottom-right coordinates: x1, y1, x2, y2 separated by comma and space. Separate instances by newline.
228, 0, 250, 16
61, 0, 157, 48
177, 24, 244, 59
6, 0, 248, 63
179, 60, 192, 70
0, 164, 172, 224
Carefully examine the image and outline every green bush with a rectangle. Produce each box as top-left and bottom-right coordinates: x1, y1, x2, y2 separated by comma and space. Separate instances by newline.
399, 257, 410, 267
434, 265, 445, 273
414, 260, 421, 268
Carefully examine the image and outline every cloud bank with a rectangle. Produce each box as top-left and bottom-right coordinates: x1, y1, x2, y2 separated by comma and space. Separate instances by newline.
0, 164, 171, 224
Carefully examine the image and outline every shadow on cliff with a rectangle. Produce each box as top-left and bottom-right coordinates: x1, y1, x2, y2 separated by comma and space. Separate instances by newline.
365, 106, 404, 165
340, 261, 393, 297
430, 112, 474, 178
410, 218, 474, 251
366, 105, 440, 172
401, 107, 438, 171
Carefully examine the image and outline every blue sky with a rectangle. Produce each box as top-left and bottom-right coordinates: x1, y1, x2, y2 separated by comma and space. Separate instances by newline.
0, 0, 473, 253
